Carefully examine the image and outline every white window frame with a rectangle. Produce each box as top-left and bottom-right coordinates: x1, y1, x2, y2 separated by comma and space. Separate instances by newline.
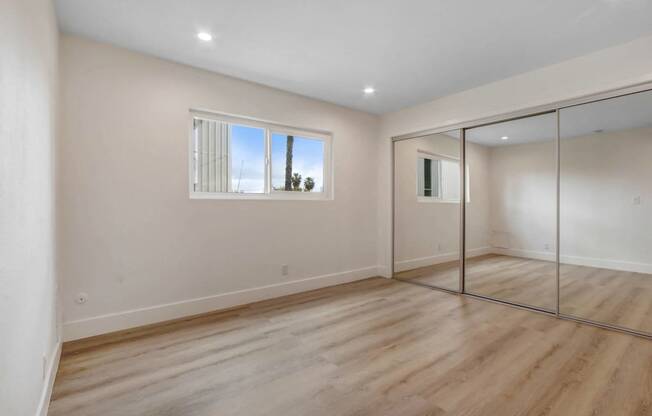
189, 110, 333, 200
416, 150, 469, 204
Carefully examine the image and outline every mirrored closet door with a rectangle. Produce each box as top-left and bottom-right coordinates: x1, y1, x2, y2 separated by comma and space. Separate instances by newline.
393, 130, 462, 292
559, 89, 652, 334
464, 113, 557, 311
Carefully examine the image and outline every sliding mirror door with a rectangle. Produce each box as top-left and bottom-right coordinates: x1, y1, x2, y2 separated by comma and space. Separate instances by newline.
393, 131, 462, 291
559, 90, 652, 334
464, 113, 557, 310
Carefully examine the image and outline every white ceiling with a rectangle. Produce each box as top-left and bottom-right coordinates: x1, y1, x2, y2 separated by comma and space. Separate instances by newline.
54, 0, 652, 114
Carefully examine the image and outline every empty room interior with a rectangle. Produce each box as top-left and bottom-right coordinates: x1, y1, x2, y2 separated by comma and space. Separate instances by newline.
4, 0, 652, 415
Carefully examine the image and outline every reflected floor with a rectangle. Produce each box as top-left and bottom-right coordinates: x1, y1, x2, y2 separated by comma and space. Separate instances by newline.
395, 254, 652, 333
394, 259, 460, 291
560, 263, 652, 333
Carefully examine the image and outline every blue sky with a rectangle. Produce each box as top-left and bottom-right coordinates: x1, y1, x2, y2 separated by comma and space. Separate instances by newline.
230, 125, 265, 193
230, 124, 324, 193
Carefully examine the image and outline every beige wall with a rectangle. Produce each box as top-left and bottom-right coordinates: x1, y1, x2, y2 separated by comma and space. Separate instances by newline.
0, 0, 60, 415
379, 34, 652, 275
487, 140, 557, 256
59, 35, 380, 340
484, 127, 652, 272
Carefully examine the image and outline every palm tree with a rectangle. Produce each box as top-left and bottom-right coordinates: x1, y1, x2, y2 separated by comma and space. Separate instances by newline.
284, 135, 294, 191
304, 177, 315, 192
291, 173, 302, 191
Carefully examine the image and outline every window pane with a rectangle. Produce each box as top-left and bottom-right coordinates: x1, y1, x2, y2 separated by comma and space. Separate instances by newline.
271, 134, 325, 192
193, 120, 265, 194
424, 158, 432, 196
230, 124, 265, 193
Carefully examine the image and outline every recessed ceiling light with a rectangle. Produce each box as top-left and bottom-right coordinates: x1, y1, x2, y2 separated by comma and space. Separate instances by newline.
501, 136, 509, 140
197, 32, 213, 41
363, 87, 375, 94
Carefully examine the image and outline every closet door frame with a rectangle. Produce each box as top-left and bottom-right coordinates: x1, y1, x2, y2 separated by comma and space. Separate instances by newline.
390, 80, 652, 339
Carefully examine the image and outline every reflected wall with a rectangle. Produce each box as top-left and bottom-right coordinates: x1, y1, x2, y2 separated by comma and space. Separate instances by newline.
464, 113, 557, 311
560, 90, 652, 334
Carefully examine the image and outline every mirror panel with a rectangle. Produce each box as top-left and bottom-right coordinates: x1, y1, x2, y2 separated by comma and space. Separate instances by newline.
464, 113, 557, 310
559, 90, 652, 334
393, 130, 461, 291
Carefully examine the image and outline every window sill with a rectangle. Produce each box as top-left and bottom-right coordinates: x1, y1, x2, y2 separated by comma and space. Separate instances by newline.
417, 197, 464, 204
190, 192, 333, 201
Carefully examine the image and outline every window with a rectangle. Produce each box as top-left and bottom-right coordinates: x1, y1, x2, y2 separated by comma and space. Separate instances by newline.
417, 151, 469, 202
190, 112, 331, 199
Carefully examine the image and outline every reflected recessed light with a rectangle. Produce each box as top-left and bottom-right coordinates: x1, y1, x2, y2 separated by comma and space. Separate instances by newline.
197, 32, 213, 41
363, 87, 375, 94
501, 136, 509, 140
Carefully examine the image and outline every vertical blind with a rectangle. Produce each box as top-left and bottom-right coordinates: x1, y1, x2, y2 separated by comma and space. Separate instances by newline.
193, 118, 230, 192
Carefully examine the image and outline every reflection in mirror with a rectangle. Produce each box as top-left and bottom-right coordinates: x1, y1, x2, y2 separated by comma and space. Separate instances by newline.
560, 90, 652, 334
393, 130, 461, 291
464, 113, 557, 310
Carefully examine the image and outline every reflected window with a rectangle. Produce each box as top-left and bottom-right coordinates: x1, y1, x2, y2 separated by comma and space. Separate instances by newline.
417, 152, 467, 202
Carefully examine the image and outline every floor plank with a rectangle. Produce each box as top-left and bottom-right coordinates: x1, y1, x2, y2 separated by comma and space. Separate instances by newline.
50, 277, 652, 416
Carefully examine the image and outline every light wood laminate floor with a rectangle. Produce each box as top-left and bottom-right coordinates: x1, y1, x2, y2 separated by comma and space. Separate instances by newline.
396, 254, 652, 333
50, 277, 652, 416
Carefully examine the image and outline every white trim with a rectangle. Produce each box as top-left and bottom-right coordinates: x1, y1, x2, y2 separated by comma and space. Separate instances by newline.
492, 247, 652, 274
35, 341, 61, 416
416, 149, 459, 161
190, 107, 332, 137
417, 197, 460, 204
62, 266, 379, 341
189, 191, 332, 201
394, 246, 491, 272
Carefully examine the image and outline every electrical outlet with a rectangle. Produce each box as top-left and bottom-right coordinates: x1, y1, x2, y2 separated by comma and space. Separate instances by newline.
281, 264, 289, 276
634, 196, 641, 205
75, 292, 88, 305
544, 243, 550, 251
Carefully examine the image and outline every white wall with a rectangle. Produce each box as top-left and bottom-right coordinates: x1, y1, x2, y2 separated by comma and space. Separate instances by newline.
378, 35, 652, 275
393, 134, 490, 271
59, 35, 380, 340
487, 140, 557, 257
0, 0, 60, 415
484, 128, 652, 273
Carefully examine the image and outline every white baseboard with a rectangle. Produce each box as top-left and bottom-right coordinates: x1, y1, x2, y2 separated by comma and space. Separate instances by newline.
394, 247, 491, 272
493, 247, 652, 274
394, 246, 652, 275
36, 341, 61, 416
63, 266, 379, 341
